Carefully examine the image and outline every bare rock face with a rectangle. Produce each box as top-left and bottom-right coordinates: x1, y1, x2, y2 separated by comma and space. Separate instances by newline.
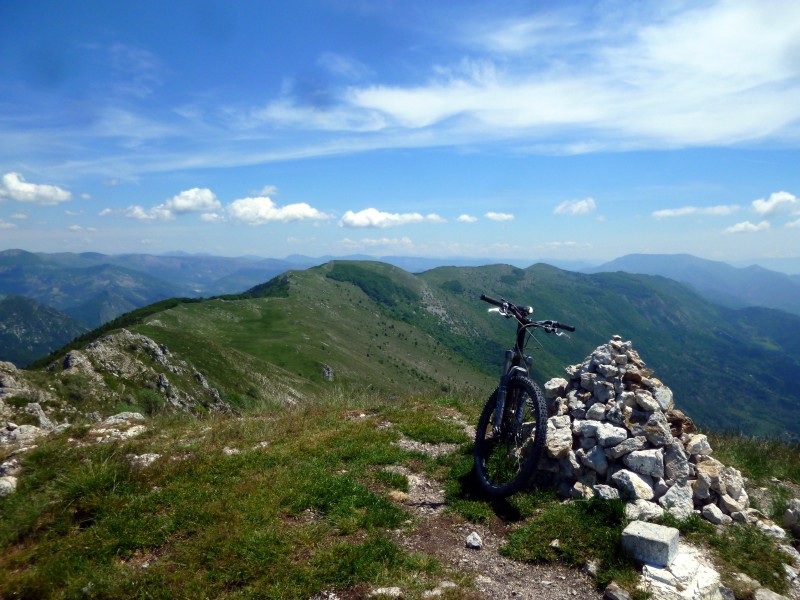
542, 337, 783, 533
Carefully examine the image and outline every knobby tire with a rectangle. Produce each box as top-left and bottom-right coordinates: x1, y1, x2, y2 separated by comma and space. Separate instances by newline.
473, 375, 547, 497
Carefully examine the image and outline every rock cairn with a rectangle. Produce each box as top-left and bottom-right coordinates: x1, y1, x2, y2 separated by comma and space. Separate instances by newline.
540, 335, 764, 528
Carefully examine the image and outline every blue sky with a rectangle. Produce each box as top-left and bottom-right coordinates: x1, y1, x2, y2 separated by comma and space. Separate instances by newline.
1, 0, 800, 265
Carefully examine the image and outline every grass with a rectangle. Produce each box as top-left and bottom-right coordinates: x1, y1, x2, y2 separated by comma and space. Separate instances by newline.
0, 390, 464, 598
708, 431, 800, 484
501, 497, 641, 590
2, 389, 798, 599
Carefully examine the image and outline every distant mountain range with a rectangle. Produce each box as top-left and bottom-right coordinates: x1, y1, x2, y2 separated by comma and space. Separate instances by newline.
34, 259, 800, 438
587, 253, 800, 316
0, 295, 88, 366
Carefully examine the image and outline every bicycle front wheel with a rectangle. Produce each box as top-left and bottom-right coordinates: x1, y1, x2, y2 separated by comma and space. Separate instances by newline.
474, 375, 547, 497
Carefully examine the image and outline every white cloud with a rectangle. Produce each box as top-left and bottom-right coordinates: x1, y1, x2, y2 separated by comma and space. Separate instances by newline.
98, 208, 114, 217
68, 225, 96, 232
165, 188, 221, 214
652, 204, 740, 218
9, 212, 27, 220
117, 188, 221, 221
457, 214, 478, 223
786, 218, 800, 229
0, 172, 71, 205
339, 208, 444, 228
752, 191, 799, 216
724, 220, 770, 234
123, 204, 174, 221
228, 196, 330, 225
485, 211, 514, 222
343, 2, 800, 148
260, 185, 278, 196
200, 212, 223, 222
0, 219, 16, 229
81, 193, 91, 200
554, 197, 596, 216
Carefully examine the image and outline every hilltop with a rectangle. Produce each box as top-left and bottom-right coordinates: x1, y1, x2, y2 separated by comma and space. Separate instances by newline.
16, 259, 800, 439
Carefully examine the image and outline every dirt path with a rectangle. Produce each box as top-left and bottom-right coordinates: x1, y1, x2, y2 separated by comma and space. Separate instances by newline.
389, 430, 605, 599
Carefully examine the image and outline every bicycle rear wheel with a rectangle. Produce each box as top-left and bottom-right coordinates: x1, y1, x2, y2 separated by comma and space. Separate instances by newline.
473, 375, 547, 497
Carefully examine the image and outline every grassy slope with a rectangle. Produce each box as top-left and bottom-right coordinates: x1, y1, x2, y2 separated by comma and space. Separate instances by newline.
128, 263, 490, 406
26, 258, 800, 437
2, 391, 795, 598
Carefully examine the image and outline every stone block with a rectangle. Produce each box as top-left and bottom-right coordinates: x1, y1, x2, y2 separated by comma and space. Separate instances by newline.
621, 521, 679, 567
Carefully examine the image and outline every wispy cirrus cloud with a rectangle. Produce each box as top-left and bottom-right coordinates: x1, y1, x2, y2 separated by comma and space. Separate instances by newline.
339, 208, 445, 228
652, 204, 740, 218
4, 1, 800, 182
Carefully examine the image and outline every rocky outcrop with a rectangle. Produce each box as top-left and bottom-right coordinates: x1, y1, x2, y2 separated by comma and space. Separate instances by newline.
58, 330, 231, 414
1, 330, 231, 453
541, 336, 784, 534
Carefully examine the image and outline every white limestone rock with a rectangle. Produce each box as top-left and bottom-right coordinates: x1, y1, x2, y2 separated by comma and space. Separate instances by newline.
624, 449, 665, 479
613, 469, 655, 501
659, 482, 694, 521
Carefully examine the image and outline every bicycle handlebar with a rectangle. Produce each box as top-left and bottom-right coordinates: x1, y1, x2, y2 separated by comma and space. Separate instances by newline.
480, 294, 575, 332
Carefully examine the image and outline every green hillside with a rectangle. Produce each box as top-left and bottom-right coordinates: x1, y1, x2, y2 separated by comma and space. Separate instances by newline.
418, 263, 800, 438
26, 259, 800, 437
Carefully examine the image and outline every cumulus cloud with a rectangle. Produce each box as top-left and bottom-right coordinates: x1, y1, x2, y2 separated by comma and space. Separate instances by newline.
339, 208, 444, 228
752, 191, 799, 216
114, 188, 221, 221
786, 218, 800, 229
124, 204, 173, 221
200, 212, 223, 222
457, 214, 478, 223
554, 197, 596, 216
724, 220, 770, 234
485, 211, 514, 222
652, 204, 740, 218
165, 188, 221, 214
0, 172, 72, 205
228, 196, 330, 225
0, 219, 16, 229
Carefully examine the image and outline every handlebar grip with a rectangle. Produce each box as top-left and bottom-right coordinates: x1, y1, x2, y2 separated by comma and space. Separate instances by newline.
480, 294, 504, 307
556, 322, 576, 332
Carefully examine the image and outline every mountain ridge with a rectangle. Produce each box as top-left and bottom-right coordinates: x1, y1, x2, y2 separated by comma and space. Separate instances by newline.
587, 253, 800, 316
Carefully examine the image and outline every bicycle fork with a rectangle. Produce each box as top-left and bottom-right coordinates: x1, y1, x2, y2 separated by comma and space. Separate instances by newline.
492, 350, 514, 435
492, 350, 533, 436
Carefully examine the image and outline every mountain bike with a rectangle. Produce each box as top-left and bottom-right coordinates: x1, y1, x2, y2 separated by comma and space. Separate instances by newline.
474, 294, 576, 497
